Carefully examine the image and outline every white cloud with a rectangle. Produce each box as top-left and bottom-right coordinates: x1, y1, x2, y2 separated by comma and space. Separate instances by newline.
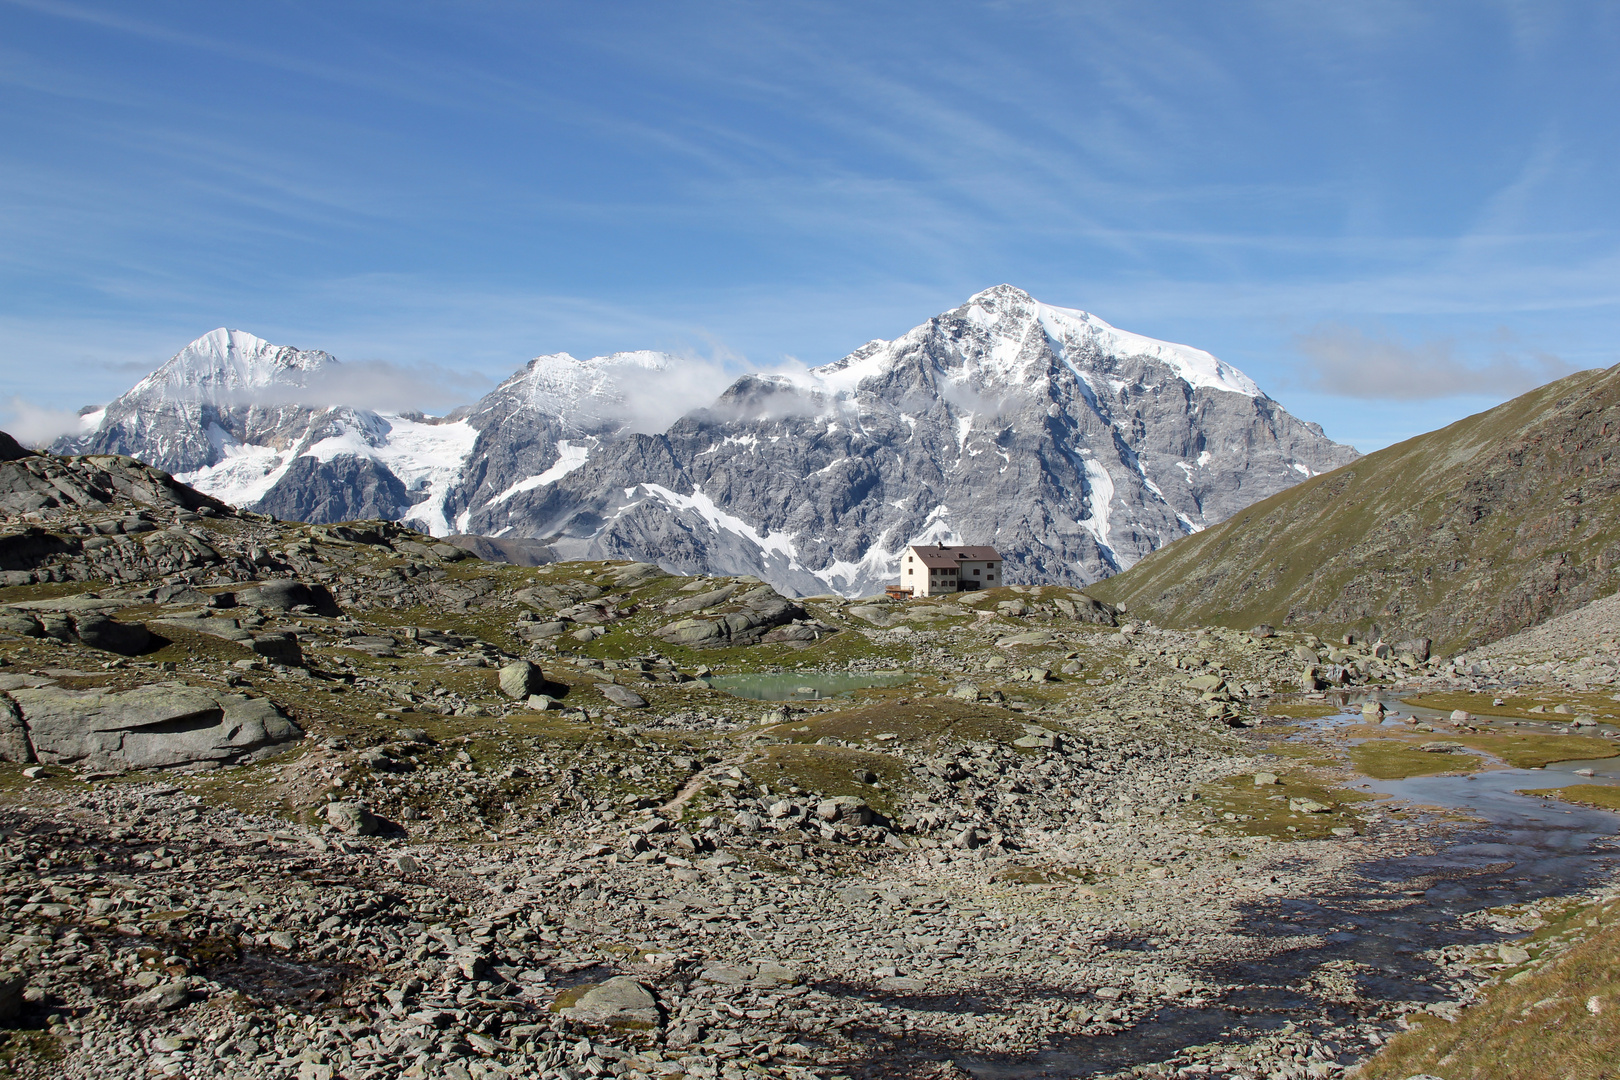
1, 397, 89, 446
1292, 324, 1581, 400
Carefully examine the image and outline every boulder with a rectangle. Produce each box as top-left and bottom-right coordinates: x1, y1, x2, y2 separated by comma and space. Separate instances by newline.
498, 660, 544, 700
1395, 637, 1432, 662
564, 976, 661, 1030
325, 801, 383, 836
69, 615, 152, 660
515, 621, 570, 641
251, 632, 304, 667
236, 579, 332, 613
127, 982, 189, 1012
653, 586, 804, 649
815, 796, 872, 825
0, 611, 42, 637
6, 685, 302, 770
597, 683, 648, 709
0, 694, 33, 763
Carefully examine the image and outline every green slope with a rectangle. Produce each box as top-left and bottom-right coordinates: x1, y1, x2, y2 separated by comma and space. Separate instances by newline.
1089, 365, 1620, 656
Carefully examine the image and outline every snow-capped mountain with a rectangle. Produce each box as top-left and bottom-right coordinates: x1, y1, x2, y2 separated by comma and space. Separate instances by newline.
56, 329, 477, 533
471, 285, 1356, 593
61, 287, 1357, 595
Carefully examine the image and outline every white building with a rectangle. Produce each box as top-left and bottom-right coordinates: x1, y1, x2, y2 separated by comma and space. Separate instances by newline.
900, 544, 1003, 597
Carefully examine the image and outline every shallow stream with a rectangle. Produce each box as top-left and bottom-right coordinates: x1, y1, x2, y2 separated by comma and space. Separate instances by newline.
946, 692, 1620, 1078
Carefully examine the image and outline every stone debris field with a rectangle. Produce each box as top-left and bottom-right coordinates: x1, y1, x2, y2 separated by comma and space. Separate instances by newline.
0, 443, 1612, 1080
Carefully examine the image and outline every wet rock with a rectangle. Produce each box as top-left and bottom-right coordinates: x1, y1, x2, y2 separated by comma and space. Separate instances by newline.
1288, 797, 1332, 813
498, 660, 544, 700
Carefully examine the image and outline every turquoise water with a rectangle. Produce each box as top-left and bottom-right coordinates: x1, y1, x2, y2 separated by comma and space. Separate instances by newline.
705, 671, 913, 701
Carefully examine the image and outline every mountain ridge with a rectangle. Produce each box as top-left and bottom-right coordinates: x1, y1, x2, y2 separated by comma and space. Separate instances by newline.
1089, 364, 1620, 654
57, 286, 1357, 595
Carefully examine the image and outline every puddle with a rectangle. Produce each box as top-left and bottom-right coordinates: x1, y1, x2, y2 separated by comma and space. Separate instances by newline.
940, 693, 1620, 1079
705, 671, 913, 701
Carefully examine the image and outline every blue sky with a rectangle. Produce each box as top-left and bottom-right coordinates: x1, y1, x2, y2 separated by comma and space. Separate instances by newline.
2, 1, 1617, 450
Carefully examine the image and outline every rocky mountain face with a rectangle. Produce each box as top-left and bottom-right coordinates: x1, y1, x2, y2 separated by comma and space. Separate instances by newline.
462, 286, 1356, 594
55, 329, 477, 535
61, 288, 1356, 595
1089, 364, 1620, 654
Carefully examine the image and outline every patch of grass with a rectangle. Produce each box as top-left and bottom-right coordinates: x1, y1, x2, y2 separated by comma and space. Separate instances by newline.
1453, 732, 1618, 769
761, 699, 1032, 750
1193, 771, 1371, 840
1521, 784, 1620, 812
0, 579, 102, 604
1359, 895, 1620, 1080
1403, 691, 1620, 721
750, 743, 907, 816
1347, 740, 1483, 780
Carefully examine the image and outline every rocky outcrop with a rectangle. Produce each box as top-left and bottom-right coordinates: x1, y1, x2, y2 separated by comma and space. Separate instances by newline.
0, 447, 229, 519
0, 684, 301, 770
0, 600, 153, 655
653, 585, 809, 648
254, 454, 420, 523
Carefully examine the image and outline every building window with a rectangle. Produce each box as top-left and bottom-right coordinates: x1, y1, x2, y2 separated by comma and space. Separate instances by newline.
973, 569, 981, 576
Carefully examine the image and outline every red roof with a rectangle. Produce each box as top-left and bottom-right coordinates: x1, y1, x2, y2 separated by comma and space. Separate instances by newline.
908, 544, 1001, 568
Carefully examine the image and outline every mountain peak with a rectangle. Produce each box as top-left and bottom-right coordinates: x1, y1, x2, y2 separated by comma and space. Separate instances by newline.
125, 328, 336, 406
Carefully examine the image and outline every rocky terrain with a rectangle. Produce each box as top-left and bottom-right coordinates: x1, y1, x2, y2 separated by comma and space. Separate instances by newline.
56, 287, 1355, 596
4, 435, 1620, 1080
1090, 363, 1620, 655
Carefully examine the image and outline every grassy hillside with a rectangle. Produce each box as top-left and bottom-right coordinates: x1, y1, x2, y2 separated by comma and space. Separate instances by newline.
1090, 365, 1620, 655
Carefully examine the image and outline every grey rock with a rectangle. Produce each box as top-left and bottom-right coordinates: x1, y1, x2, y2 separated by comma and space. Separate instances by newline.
515, 620, 570, 640
498, 660, 544, 700
654, 585, 804, 648
1395, 637, 1432, 662
0, 694, 33, 763
597, 683, 648, 709
0, 972, 22, 1024
237, 579, 324, 612
0, 612, 42, 637
251, 632, 304, 667
7, 685, 302, 770
127, 981, 189, 1012
325, 802, 382, 836
565, 975, 660, 1029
